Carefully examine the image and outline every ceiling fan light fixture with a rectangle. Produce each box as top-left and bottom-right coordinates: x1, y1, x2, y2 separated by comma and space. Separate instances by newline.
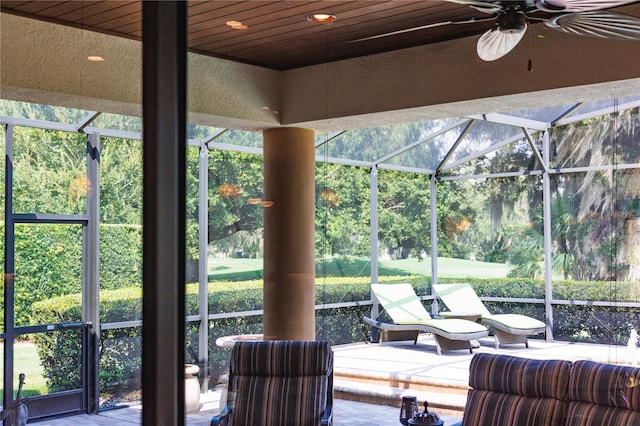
307, 13, 336, 23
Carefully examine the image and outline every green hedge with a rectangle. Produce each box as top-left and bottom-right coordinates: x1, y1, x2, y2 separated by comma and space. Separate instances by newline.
0, 223, 142, 326
30, 276, 640, 402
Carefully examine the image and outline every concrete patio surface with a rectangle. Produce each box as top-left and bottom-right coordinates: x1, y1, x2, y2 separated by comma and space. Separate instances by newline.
34, 335, 633, 425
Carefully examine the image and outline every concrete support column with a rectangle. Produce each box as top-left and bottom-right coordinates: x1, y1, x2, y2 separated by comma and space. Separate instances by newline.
263, 127, 316, 341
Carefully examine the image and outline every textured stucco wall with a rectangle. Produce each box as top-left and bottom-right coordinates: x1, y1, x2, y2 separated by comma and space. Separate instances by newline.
2, 10, 639, 132
1, 12, 281, 130
1, 13, 142, 116
282, 19, 640, 131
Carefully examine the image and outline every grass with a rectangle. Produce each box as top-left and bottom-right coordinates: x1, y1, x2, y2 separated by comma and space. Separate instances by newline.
0, 341, 47, 401
208, 256, 511, 281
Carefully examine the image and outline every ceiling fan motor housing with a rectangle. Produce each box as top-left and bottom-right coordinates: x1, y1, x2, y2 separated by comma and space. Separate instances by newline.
497, 10, 528, 33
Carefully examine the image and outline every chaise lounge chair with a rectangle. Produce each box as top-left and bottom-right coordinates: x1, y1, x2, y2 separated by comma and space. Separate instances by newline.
364, 283, 489, 355
432, 283, 546, 349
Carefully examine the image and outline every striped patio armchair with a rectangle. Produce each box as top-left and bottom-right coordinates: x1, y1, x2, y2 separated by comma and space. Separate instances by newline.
211, 340, 334, 426
456, 353, 572, 426
565, 360, 640, 426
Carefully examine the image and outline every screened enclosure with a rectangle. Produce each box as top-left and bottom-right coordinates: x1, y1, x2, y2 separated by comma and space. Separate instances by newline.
2, 95, 640, 415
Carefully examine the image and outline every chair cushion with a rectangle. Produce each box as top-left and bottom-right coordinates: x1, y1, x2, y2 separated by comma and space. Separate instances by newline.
462, 389, 567, 426
394, 318, 487, 335
231, 340, 333, 377
568, 360, 640, 411
228, 340, 332, 426
468, 353, 571, 399
565, 401, 640, 426
231, 375, 328, 426
483, 314, 546, 332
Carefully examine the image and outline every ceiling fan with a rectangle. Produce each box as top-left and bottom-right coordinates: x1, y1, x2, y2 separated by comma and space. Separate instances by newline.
349, 0, 640, 61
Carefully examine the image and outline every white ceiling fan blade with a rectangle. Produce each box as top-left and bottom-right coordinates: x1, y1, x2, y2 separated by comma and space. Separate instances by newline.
535, 0, 638, 13
349, 17, 493, 43
477, 25, 527, 61
545, 11, 640, 40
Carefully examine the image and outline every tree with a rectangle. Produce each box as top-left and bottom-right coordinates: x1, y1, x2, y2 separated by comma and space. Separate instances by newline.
316, 163, 370, 257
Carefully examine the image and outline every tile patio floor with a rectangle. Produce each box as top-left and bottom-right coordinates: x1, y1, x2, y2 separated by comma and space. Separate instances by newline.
33, 335, 634, 425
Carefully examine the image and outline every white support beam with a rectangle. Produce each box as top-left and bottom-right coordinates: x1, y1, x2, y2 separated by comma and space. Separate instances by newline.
466, 113, 548, 131
553, 99, 640, 127
436, 120, 476, 173
369, 166, 380, 341
441, 132, 533, 172
374, 118, 470, 166
376, 163, 435, 175
522, 127, 548, 173
201, 128, 228, 144
439, 169, 544, 181
542, 131, 554, 342
76, 112, 101, 133
84, 131, 101, 413
314, 155, 373, 168
207, 141, 263, 156
315, 131, 346, 148
430, 174, 439, 316
197, 145, 209, 393
550, 102, 584, 125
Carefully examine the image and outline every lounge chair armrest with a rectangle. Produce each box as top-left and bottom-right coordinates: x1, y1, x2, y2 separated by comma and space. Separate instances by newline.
321, 403, 333, 426
211, 406, 231, 426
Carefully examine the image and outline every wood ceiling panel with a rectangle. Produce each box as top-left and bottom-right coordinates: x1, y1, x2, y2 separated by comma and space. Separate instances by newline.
57, 2, 139, 27
5, 1, 636, 70
27, 2, 86, 18
192, 1, 478, 69
0, 1, 61, 15
188, 1, 433, 63
0, 0, 485, 69
83, 5, 142, 35
188, 2, 305, 45
189, 1, 381, 49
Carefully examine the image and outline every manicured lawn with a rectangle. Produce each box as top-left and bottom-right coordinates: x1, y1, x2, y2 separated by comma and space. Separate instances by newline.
0, 342, 47, 400
208, 256, 510, 281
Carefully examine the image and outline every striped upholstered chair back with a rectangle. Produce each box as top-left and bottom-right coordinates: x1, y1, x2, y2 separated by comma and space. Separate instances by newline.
462, 353, 572, 426
565, 360, 640, 426
216, 340, 334, 426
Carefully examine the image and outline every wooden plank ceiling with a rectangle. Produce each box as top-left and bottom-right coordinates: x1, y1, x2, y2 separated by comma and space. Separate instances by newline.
1, 0, 500, 70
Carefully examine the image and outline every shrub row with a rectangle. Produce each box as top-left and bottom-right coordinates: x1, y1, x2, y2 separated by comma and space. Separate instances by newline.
0, 223, 142, 325
31, 276, 640, 402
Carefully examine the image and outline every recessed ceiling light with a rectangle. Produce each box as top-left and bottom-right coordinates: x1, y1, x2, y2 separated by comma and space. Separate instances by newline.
226, 20, 248, 30
307, 13, 336, 23
87, 55, 105, 62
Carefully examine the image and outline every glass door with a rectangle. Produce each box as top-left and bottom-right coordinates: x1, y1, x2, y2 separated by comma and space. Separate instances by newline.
2, 223, 89, 421
3, 123, 99, 422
